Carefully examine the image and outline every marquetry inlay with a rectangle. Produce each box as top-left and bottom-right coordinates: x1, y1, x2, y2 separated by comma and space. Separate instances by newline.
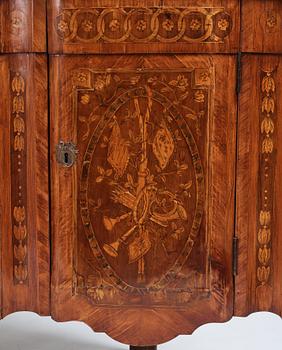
69, 65, 214, 306
56, 7, 232, 44
256, 69, 276, 305
10, 72, 28, 285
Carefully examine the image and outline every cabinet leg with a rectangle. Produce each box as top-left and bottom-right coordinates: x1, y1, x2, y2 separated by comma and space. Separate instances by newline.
130, 347, 157, 350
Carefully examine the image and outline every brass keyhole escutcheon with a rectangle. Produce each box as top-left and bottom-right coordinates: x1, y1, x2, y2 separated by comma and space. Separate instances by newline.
56, 141, 78, 167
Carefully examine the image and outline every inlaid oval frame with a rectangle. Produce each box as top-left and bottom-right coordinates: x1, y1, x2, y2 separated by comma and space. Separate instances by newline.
79, 86, 205, 294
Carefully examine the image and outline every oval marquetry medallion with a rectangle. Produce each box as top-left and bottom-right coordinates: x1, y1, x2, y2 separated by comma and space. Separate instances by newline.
80, 86, 204, 293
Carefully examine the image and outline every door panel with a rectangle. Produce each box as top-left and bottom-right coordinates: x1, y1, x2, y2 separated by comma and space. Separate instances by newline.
48, 0, 240, 54
236, 55, 282, 316
50, 54, 236, 345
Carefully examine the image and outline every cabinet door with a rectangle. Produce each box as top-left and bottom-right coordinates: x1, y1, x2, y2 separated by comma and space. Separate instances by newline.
50, 55, 236, 345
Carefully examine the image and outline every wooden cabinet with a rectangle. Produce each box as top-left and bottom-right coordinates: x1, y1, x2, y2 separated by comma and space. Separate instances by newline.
0, 0, 282, 348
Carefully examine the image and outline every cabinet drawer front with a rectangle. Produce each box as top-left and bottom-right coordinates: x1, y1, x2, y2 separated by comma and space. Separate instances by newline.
48, 0, 240, 54
50, 54, 236, 345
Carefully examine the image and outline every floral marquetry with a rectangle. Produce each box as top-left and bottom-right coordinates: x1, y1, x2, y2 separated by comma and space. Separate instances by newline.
3, 0, 282, 348
55, 7, 232, 44
51, 53, 237, 345
10, 72, 28, 285
77, 68, 209, 305
236, 54, 282, 318
256, 69, 277, 307
48, 1, 240, 54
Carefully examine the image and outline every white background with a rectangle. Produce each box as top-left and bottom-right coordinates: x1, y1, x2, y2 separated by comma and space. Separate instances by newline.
0, 312, 281, 350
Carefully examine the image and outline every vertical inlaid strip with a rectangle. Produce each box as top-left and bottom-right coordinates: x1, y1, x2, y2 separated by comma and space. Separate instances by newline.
10, 72, 28, 284
256, 70, 276, 308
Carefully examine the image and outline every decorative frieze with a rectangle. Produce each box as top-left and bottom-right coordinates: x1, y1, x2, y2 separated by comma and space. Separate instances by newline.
56, 7, 232, 44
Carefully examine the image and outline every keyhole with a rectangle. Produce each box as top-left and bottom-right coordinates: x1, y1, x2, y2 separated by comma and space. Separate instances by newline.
64, 152, 69, 165
56, 142, 77, 167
